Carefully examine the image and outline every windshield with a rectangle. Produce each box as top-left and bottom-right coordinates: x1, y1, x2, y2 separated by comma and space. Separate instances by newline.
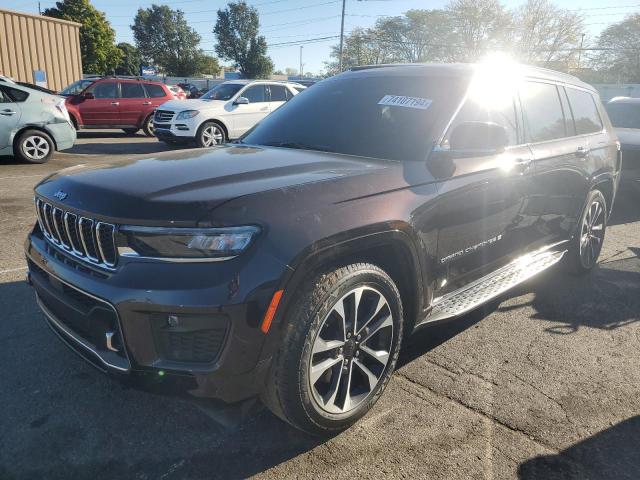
241, 74, 469, 161
605, 102, 640, 129
201, 83, 243, 101
60, 79, 94, 96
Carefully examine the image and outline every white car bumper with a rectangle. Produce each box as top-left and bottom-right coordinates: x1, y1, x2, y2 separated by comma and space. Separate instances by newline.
153, 110, 200, 140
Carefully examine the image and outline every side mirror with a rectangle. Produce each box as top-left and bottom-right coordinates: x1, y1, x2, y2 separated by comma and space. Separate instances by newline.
448, 121, 508, 156
83, 92, 95, 100
234, 96, 249, 105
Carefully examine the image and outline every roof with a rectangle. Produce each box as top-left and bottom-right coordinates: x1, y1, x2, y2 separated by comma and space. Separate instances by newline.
222, 79, 306, 86
347, 62, 595, 92
608, 96, 640, 104
0, 8, 82, 27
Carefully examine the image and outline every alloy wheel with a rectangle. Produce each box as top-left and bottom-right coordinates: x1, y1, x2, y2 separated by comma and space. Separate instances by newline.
22, 135, 50, 161
201, 125, 224, 147
309, 286, 394, 414
579, 198, 605, 268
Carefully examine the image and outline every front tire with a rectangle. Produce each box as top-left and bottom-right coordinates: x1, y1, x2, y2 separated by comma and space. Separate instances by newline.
13, 129, 54, 164
566, 189, 607, 275
196, 121, 226, 148
262, 263, 403, 435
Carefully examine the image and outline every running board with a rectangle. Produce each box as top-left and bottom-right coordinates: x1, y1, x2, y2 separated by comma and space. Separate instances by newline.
424, 249, 567, 323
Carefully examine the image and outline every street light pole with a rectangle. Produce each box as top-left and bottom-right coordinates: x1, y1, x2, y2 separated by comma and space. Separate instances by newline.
300, 45, 304, 79
338, 0, 346, 72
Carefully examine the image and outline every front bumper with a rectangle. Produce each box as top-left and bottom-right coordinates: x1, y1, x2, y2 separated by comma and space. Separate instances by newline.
620, 145, 640, 192
25, 227, 287, 402
153, 117, 198, 140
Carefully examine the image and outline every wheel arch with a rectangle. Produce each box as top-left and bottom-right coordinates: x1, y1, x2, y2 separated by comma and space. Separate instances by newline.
198, 118, 229, 140
592, 177, 615, 217
12, 125, 58, 151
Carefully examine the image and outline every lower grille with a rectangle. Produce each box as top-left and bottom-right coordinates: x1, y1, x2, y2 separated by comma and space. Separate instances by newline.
35, 198, 117, 269
29, 259, 130, 371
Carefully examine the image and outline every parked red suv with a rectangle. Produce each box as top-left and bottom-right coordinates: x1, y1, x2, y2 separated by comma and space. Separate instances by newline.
64, 77, 172, 136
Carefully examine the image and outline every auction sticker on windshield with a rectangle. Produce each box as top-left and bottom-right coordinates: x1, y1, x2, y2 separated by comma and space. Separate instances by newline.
378, 95, 432, 110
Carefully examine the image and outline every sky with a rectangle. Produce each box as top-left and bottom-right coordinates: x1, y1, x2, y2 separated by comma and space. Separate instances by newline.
3, 0, 640, 74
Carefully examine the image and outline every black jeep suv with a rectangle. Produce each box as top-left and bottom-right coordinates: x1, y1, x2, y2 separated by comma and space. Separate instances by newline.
25, 63, 620, 435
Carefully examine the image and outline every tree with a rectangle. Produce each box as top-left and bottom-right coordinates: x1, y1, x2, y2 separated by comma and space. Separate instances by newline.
214, 1, 274, 78
447, 0, 513, 62
115, 43, 143, 76
591, 14, 640, 83
44, 0, 122, 74
285, 67, 299, 76
325, 27, 398, 74
132, 5, 205, 76
195, 53, 221, 76
513, 0, 584, 66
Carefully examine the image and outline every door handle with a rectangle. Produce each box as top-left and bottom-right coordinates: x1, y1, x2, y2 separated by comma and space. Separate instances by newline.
142, 101, 152, 105
0, 109, 17, 116
110, 101, 119, 106
576, 146, 590, 158
513, 158, 532, 172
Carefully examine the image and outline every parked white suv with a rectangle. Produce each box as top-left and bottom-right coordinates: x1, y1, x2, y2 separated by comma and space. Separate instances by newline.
153, 80, 305, 147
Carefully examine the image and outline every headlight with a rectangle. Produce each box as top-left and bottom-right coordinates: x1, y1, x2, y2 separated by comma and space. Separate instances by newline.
120, 226, 259, 260
175, 110, 200, 120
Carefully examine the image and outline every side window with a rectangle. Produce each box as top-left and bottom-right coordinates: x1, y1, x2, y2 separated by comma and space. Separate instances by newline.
88, 81, 117, 99
0, 88, 11, 103
521, 82, 566, 143
446, 94, 519, 146
566, 87, 603, 135
242, 85, 267, 103
144, 84, 167, 98
3, 86, 28, 102
558, 87, 576, 137
120, 82, 145, 98
269, 85, 287, 102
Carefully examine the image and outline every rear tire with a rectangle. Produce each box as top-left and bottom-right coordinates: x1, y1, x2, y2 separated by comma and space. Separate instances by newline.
142, 115, 155, 137
565, 189, 607, 275
122, 128, 139, 135
13, 129, 54, 164
262, 263, 403, 435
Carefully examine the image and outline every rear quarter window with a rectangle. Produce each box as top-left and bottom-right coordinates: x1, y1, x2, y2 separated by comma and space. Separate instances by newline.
566, 88, 603, 135
144, 84, 168, 98
3, 86, 29, 102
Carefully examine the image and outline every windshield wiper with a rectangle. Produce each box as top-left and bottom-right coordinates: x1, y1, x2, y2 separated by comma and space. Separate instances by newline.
263, 142, 333, 153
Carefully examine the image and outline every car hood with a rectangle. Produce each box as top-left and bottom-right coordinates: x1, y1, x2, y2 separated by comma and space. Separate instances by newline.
614, 128, 640, 148
35, 145, 398, 226
158, 98, 226, 112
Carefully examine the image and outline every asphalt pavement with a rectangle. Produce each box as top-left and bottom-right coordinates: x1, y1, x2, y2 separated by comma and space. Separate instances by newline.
1, 131, 639, 480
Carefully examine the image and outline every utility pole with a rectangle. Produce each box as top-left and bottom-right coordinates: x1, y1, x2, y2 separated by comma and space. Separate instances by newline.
300, 45, 304, 79
577, 33, 585, 69
338, 0, 346, 72
38, 2, 41, 14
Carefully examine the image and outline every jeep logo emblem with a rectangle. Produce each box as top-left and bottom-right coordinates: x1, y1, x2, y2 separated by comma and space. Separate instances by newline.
53, 190, 67, 201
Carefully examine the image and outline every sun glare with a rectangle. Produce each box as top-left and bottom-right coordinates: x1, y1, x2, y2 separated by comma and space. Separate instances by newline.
467, 53, 523, 110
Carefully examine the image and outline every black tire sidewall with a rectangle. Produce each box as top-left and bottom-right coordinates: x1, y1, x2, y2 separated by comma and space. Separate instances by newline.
282, 265, 403, 434
14, 130, 54, 164
142, 115, 155, 137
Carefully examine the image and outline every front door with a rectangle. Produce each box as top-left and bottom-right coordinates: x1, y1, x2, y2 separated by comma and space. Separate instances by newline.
0, 87, 20, 150
78, 81, 120, 126
230, 85, 270, 137
432, 90, 534, 297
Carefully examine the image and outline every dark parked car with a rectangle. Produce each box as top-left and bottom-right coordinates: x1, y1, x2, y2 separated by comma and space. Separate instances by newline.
605, 97, 640, 194
64, 77, 173, 136
25, 63, 619, 435
177, 82, 202, 99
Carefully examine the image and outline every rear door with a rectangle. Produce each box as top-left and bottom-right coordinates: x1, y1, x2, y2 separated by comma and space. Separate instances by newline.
267, 84, 288, 112
118, 82, 148, 126
523, 81, 592, 248
0, 87, 21, 150
231, 84, 269, 136
79, 81, 119, 125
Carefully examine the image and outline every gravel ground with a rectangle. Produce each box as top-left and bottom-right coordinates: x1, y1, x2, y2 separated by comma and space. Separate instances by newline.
1, 131, 639, 480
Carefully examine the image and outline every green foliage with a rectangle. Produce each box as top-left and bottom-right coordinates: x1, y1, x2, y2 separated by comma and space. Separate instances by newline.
132, 5, 207, 76
195, 53, 222, 76
592, 14, 640, 83
214, 1, 274, 79
44, 0, 122, 75
115, 43, 143, 76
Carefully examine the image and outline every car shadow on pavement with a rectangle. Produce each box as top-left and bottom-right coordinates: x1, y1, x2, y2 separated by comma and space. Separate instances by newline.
518, 415, 640, 480
67, 134, 186, 156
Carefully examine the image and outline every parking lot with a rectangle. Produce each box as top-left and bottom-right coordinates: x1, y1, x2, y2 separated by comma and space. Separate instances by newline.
1, 131, 639, 480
